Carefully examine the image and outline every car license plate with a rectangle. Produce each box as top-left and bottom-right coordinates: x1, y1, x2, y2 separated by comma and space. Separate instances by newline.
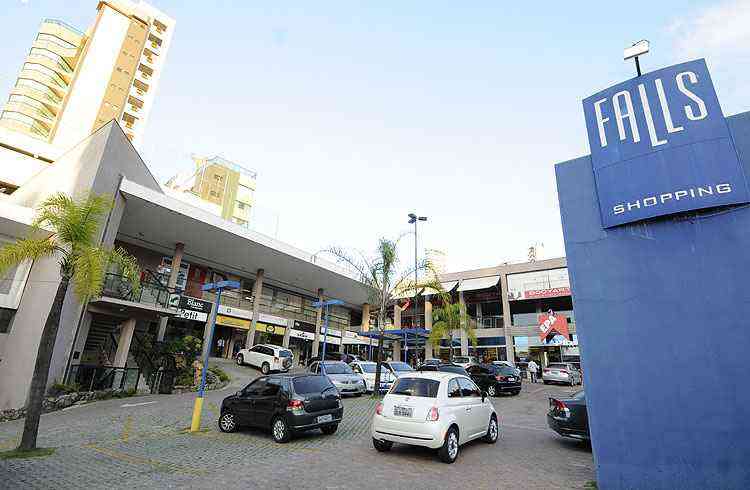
317, 414, 333, 424
507, 377, 515, 381
393, 406, 413, 417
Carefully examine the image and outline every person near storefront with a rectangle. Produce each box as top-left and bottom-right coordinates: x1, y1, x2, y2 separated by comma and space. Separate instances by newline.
528, 359, 539, 383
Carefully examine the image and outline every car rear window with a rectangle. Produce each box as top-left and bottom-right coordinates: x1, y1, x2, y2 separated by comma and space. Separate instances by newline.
390, 378, 439, 398
440, 365, 468, 375
496, 366, 517, 375
279, 350, 292, 358
453, 357, 469, 363
388, 362, 414, 372
293, 376, 333, 394
548, 364, 568, 370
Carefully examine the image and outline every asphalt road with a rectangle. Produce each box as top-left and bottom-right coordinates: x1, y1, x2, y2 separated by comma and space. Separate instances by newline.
0, 359, 594, 489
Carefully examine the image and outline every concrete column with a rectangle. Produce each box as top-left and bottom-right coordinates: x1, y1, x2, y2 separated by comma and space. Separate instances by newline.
361, 303, 370, 332
157, 242, 185, 341
424, 296, 433, 359
459, 291, 469, 356
113, 318, 136, 368
393, 304, 402, 327
246, 268, 264, 348
71, 312, 92, 366
393, 341, 401, 361
312, 288, 324, 358
282, 319, 292, 348
499, 273, 514, 362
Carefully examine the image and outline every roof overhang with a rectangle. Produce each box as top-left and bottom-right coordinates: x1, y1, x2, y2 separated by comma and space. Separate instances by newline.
117, 178, 370, 308
456, 275, 500, 292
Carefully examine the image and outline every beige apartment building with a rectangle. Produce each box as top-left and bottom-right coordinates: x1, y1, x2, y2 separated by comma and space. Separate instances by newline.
0, 0, 174, 192
164, 155, 257, 227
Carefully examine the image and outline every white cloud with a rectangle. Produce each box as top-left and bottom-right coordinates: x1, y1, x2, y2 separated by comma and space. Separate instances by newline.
668, 0, 750, 57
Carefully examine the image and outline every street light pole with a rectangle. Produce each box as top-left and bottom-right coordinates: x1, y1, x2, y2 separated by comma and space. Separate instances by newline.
312, 298, 344, 376
191, 280, 240, 432
408, 213, 428, 330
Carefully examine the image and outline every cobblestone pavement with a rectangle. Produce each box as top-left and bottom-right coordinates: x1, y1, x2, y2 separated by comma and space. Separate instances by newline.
0, 359, 594, 489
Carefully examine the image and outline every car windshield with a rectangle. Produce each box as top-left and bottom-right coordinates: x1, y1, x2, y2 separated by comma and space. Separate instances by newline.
293, 376, 333, 394
548, 363, 568, 370
390, 377, 439, 398
322, 362, 353, 374
358, 363, 377, 373
440, 365, 467, 374
452, 356, 470, 363
388, 362, 414, 372
279, 350, 292, 358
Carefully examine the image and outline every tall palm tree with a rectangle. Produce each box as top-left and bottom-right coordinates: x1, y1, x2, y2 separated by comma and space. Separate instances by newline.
428, 299, 477, 361
328, 237, 441, 396
0, 193, 140, 452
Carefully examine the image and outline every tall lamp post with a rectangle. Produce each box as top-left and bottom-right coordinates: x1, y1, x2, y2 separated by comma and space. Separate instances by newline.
190, 280, 240, 432
312, 298, 344, 375
408, 212, 427, 365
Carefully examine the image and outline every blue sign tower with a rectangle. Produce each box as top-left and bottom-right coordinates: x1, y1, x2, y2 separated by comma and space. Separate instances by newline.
558, 60, 750, 489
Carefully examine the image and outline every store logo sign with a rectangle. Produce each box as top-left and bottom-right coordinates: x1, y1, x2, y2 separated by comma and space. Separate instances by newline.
583, 59, 748, 228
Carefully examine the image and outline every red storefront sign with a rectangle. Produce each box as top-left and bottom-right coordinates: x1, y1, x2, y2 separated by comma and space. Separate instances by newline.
538, 311, 570, 341
525, 287, 571, 300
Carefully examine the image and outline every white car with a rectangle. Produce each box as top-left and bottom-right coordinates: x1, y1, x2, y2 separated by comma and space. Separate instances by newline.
351, 361, 396, 393
451, 356, 478, 370
371, 372, 499, 463
235, 344, 293, 374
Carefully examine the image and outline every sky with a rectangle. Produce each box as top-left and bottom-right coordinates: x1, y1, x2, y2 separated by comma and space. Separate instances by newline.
3, 0, 749, 273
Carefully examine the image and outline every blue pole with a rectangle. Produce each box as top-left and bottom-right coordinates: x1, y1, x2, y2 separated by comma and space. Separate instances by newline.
198, 288, 221, 398
320, 304, 329, 375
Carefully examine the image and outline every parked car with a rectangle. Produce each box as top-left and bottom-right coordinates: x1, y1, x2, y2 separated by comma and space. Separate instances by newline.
371, 372, 499, 463
419, 358, 442, 368
307, 351, 344, 365
382, 361, 415, 378
467, 363, 522, 396
542, 363, 583, 386
235, 344, 293, 374
309, 360, 366, 396
350, 361, 395, 393
451, 356, 478, 370
492, 361, 522, 377
417, 362, 469, 376
547, 390, 589, 441
218, 374, 343, 443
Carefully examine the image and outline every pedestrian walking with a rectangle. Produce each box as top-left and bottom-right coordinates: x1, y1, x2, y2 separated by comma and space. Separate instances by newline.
528, 359, 539, 383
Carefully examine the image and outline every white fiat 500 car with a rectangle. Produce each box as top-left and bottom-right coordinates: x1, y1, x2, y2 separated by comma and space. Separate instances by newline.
235, 344, 293, 374
351, 361, 395, 393
371, 372, 499, 463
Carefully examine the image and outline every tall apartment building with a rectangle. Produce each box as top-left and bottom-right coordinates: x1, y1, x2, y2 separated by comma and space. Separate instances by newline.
164, 155, 257, 227
0, 0, 174, 191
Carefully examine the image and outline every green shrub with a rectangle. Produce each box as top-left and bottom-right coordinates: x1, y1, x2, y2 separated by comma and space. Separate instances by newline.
49, 381, 80, 396
208, 365, 230, 383
175, 370, 194, 387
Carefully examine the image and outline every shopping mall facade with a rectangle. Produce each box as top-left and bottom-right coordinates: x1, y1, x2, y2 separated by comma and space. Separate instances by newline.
0, 123, 375, 410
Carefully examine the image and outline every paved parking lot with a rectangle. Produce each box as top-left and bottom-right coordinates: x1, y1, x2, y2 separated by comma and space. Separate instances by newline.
0, 360, 594, 489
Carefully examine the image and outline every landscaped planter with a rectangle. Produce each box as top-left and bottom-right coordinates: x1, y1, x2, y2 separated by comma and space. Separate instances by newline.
0, 388, 136, 423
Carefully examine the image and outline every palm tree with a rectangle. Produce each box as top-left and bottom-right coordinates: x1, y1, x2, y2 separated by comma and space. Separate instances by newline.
428, 299, 477, 361
0, 193, 140, 452
327, 237, 441, 396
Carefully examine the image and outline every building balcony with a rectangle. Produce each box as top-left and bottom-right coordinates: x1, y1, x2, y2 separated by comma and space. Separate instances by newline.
18, 69, 67, 95
99, 272, 173, 311
11, 85, 62, 110
31, 39, 79, 65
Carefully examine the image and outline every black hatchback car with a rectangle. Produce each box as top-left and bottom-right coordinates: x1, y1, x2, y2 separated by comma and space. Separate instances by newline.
416, 362, 469, 376
547, 390, 589, 441
219, 374, 343, 443
467, 363, 522, 396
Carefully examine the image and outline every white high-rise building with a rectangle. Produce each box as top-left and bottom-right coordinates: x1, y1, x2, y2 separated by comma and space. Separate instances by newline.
0, 0, 174, 192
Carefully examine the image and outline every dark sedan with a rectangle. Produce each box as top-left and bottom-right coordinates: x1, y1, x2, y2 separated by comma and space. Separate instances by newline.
467, 363, 522, 396
416, 362, 468, 376
547, 390, 589, 441
219, 374, 343, 443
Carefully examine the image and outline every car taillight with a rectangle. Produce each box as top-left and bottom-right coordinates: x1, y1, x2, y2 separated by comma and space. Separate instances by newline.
560, 370, 569, 375
554, 399, 567, 410
375, 402, 383, 415
495, 375, 506, 381
426, 406, 439, 421
287, 399, 304, 411
543, 368, 551, 373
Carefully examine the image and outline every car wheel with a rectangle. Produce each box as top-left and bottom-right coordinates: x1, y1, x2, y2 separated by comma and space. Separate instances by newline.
236, 354, 243, 366
438, 427, 459, 464
218, 411, 238, 433
261, 362, 270, 375
372, 437, 393, 452
543, 380, 550, 385
321, 424, 338, 435
513, 390, 521, 396
487, 384, 497, 397
271, 416, 291, 443
483, 415, 499, 444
